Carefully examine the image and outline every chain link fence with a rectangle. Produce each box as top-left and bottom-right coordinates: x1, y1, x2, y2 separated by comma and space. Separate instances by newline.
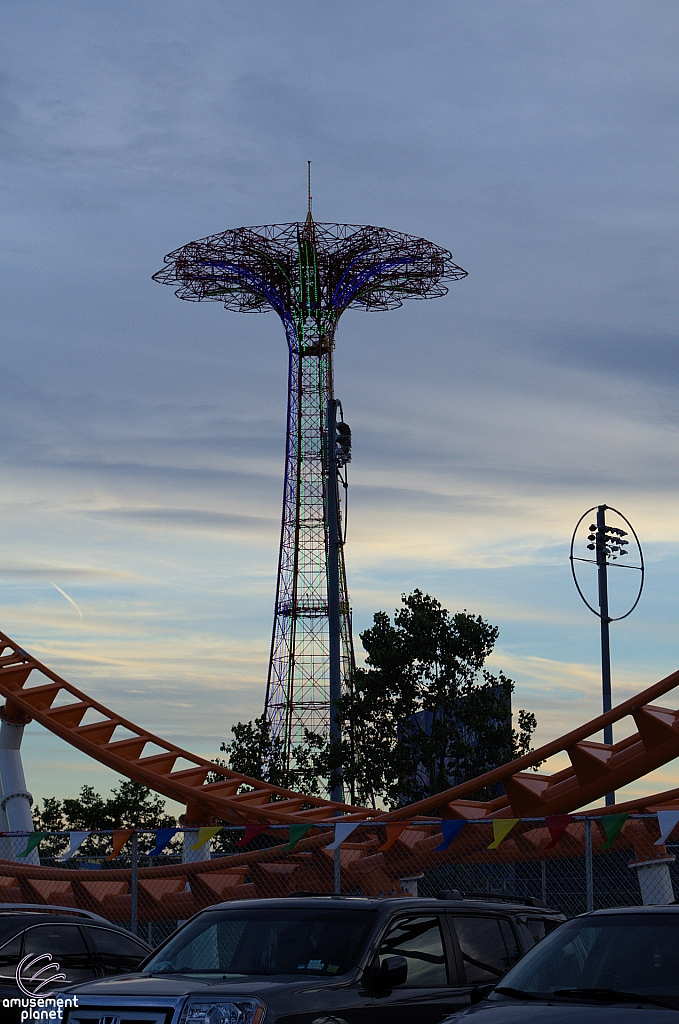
0, 814, 675, 941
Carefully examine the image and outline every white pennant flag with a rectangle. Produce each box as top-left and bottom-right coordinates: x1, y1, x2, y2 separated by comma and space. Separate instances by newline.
61, 831, 90, 861
326, 823, 360, 851
655, 811, 679, 846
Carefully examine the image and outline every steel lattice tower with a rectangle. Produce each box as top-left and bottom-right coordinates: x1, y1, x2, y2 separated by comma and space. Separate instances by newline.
153, 207, 466, 771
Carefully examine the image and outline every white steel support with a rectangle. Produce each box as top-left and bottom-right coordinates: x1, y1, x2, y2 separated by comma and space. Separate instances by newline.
0, 715, 39, 864
0, 795, 12, 861
629, 856, 675, 905
182, 830, 211, 864
399, 873, 424, 897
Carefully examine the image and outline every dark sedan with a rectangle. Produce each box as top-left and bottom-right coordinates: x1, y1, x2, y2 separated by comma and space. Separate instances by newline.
0, 903, 151, 996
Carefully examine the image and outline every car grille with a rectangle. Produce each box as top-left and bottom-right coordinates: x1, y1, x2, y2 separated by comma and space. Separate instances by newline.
67, 1009, 173, 1024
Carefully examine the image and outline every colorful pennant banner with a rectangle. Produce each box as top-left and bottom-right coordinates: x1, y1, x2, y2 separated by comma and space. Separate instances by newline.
107, 829, 134, 861
189, 826, 222, 851
18, 833, 47, 859
655, 810, 679, 847
236, 824, 270, 847
285, 824, 313, 851
326, 822, 360, 850
545, 814, 572, 849
147, 827, 180, 857
434, 819, 467, 851
379, 823, 411, 852
61, 831, 90, 861
488, 818, 519, 849
600, 813, 628, 850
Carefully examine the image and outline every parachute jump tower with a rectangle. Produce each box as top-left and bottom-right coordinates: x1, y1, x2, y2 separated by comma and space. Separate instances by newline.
153, 180, 467, 773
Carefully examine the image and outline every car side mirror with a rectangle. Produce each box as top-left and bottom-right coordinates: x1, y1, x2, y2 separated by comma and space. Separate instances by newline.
380, 955, 408, 987
470, 984, 494, 1004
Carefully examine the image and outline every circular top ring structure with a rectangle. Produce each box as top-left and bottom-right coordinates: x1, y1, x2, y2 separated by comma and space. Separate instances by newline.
569, 504, 644, 621
152, 220, 467, 318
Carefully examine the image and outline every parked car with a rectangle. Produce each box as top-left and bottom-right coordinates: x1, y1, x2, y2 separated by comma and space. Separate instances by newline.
63, 892, 565, 1024
0, 903, 151, 996
440, 904, 679, 1022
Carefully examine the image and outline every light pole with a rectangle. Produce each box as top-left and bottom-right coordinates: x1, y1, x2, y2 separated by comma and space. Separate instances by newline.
570, 504, 644, 806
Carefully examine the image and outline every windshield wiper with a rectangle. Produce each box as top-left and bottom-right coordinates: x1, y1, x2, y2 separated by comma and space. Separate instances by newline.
553, 988, 679, 1010
494, 987, 541, 1001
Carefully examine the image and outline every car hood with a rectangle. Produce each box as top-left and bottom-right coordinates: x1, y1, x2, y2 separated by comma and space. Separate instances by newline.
453, 1000, 679, 1022
68, 971, 356, 998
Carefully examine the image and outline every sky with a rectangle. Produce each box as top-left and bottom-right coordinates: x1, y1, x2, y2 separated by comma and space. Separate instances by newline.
1, 0, 679, 815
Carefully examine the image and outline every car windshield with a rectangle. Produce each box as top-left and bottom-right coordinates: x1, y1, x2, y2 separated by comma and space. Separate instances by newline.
143, 907, 376, 977
498, 913, 679, 1006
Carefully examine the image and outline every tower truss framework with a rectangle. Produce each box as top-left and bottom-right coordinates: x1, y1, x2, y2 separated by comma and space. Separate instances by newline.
154, 215, 467, 770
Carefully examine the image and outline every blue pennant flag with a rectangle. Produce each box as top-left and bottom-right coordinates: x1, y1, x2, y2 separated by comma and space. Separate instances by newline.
434, 819, 467, 851
147, 828, 180, 857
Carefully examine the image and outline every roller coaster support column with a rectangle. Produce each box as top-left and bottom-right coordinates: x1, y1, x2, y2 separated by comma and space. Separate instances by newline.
179, 806, 213, 864
182, 831, 212, 864
0, 707, 38, 863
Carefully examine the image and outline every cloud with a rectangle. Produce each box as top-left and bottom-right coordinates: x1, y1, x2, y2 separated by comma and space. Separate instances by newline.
1, 0, 679, 803
0, 564, 133, 580
88, 506, 278, 536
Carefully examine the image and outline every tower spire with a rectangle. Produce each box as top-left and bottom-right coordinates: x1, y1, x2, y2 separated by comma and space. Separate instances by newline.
306, 160, 313, 223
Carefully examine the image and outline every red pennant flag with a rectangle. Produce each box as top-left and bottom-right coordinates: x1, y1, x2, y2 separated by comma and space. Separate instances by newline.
545, 814, 572, 849
236, 824, 269, 847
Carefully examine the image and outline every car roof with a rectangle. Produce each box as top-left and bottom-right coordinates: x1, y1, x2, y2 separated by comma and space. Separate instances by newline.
206, 896, 562, 916
584, 905, 679, 917
0, 909, 151, 949
0, 904, 110, 922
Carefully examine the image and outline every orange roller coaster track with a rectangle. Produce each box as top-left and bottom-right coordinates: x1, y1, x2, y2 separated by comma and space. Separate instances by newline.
3, 628, 679, 826
2, 627, 679, 917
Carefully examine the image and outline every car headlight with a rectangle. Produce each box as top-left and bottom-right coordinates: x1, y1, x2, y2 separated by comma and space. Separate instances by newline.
179, 998, 266, 1024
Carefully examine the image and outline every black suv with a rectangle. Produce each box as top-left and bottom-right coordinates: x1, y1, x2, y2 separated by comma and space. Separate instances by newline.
64, 893, 565, 1024
441, 904, 679, 1021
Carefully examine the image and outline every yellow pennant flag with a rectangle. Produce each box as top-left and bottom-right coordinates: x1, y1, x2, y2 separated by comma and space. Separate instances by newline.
488, 818, 520, 850
189, 826, 222, 851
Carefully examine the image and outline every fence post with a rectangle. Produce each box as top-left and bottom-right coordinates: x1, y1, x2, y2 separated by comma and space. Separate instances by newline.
131, 831, 138, 935
541, 860, 547, 906
334, 846, 340, 895
585, 818, 593, 912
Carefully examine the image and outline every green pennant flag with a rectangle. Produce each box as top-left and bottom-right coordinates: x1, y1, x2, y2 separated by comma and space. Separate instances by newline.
285, 824, 313, 851
18, 833, 47, 858
601, 814, 628, 850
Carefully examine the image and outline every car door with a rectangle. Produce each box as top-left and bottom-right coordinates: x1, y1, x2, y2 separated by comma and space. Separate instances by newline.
85, 925, 150, 976
447, 914, 519, 994
21, 923, 98, 990
369, 914, 470, 1024
0, 932, 23, 996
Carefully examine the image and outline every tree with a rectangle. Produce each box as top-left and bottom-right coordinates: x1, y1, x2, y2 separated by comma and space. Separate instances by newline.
216, 714, 327, 795
333, 590, 537, 808
32, 780, 176, 858
220, 591, 538, 811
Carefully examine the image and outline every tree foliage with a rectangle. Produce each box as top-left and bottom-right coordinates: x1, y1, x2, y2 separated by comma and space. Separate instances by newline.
217, 715, 325, 795
220, 591, 538, 811
32, 780, 176, 858
334, 591, 537, 808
